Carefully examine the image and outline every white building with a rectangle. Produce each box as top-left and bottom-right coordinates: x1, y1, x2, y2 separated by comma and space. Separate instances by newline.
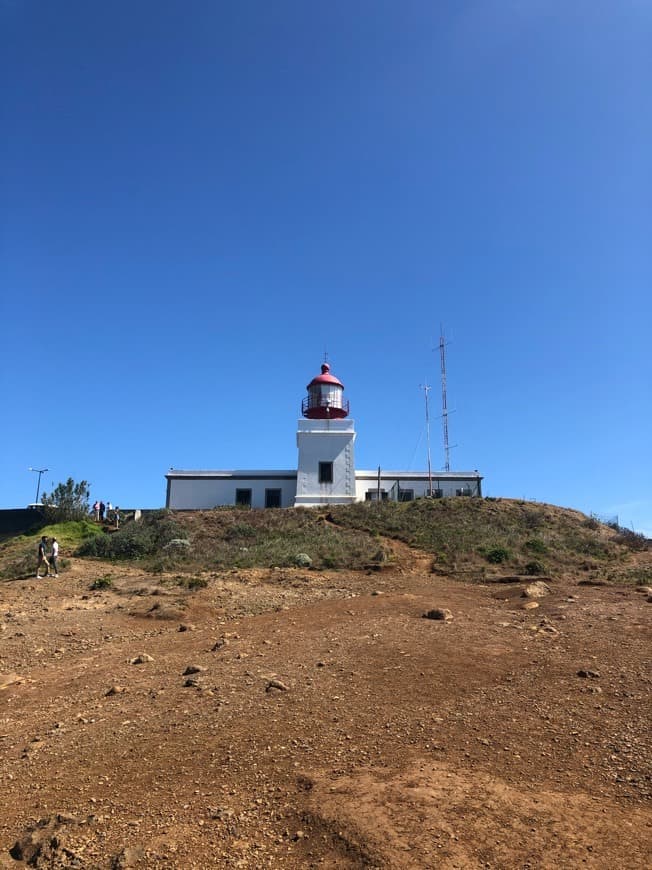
166, 362, 482, 509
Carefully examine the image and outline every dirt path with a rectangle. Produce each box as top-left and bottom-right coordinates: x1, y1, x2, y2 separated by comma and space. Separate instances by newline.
0, 552, 650, 868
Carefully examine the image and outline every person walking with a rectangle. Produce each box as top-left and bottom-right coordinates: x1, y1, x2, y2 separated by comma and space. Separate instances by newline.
36, 536, 49, 578
114, 507, 120, 529
99, 501, 105, 522
49, 537, 59, 577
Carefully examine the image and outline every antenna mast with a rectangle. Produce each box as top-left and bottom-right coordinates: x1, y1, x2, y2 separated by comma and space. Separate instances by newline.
421, 383, 434, 496
439, 329, 451, 472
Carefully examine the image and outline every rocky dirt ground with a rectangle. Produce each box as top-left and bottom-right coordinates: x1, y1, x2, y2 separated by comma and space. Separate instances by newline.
0, 543, 650, 868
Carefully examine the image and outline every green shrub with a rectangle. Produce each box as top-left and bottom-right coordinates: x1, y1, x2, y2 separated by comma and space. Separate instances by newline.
525, 538, 548, 554
611, 528, 649, 552
77, 511, 188, 561
486, 546, 510, 564
524, 560, 545, 575
90, 575, 113, 590
294, 553, 312, 567
226, 523, 256, 541
163, 538, 192, 552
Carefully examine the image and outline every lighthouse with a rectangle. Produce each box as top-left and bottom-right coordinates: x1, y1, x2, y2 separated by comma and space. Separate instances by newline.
294, 362, 357, 507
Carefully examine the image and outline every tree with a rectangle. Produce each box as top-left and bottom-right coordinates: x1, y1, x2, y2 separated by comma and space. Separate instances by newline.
41, 477, 91, 521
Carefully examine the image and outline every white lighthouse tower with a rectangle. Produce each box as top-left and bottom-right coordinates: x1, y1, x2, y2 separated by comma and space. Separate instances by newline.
294, 362, 357, 507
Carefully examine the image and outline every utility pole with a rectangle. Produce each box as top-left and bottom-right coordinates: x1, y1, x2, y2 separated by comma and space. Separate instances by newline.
420, 383, 433, 496
29, 467, 48, 504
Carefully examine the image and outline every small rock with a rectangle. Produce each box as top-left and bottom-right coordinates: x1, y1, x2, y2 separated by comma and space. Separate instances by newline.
105, 685, 127, 696
423, 608, 453, 621
184, 678, 201, 688
112, 845, 146, 868
522, 601, 539, 610
634, 585, 652, 595
266, 679, 289, 692
178, 623, 196, 632
183, 665, 207, 676
211, 638, 229, 651
522, 581, 551, 599
577, 669, 600, 679
130, 654, 154, 665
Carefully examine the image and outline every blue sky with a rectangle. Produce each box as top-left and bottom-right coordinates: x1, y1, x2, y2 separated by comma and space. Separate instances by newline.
2, 2, 650, 534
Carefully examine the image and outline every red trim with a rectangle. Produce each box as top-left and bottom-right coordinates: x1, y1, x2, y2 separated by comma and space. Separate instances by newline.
302, 396, 349, 418
306, 362, 344, 390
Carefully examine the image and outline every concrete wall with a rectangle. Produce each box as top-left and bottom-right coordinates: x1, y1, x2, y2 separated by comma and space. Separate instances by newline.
295, 418, 357, 507
355, 471, 482, 501
166, 468, 482, 510
167, 473, 298, 510
0, 508, 47, 535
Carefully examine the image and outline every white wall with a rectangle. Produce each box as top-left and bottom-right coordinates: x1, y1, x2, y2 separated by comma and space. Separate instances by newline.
355, 471, 482, 501
295, 418, 357, 506
167, 474, 297, 510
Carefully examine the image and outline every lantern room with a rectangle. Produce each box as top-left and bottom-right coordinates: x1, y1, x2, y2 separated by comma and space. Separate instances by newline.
301, 363, 350, 419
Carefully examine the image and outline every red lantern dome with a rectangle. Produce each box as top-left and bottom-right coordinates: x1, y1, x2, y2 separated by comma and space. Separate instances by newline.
302, 363, 350, 419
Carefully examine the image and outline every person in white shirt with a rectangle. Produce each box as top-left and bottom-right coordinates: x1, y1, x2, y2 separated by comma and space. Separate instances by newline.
50, 538, 59, 577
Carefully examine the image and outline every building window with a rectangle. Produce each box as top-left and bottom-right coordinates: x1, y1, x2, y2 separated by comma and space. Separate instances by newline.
365, 490, 388, 501
319, 461, 333, 484
398, 489, 414, 502
235, 489, 252, 507
265, 488, 282, 508
456, 486, 473, 497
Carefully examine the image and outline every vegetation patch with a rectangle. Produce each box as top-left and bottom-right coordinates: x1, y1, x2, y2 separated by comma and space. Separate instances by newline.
77, 511, 188, 562
0, 520, 103, 580
169, 508, 381, 571
486, 546, 511, 564
1, 497, 647, 584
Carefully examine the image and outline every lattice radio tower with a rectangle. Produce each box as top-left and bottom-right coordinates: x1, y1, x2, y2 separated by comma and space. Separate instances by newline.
439, 329, 451, 472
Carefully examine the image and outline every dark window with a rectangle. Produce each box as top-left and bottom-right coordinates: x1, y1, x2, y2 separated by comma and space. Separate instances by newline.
433, 488, 443, 499
319, 462, 333, 484
365, 490, 388, 501
456, 486, 473, 497
265, 488, 282, 508
235, 489, 252, 507
398, 489, 414, 502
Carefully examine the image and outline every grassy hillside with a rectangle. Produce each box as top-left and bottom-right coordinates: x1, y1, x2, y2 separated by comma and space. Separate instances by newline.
0, 519, 103, 580
1, 499, 649, 585
328, 497, 647, 576
76, 508, 384, 572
